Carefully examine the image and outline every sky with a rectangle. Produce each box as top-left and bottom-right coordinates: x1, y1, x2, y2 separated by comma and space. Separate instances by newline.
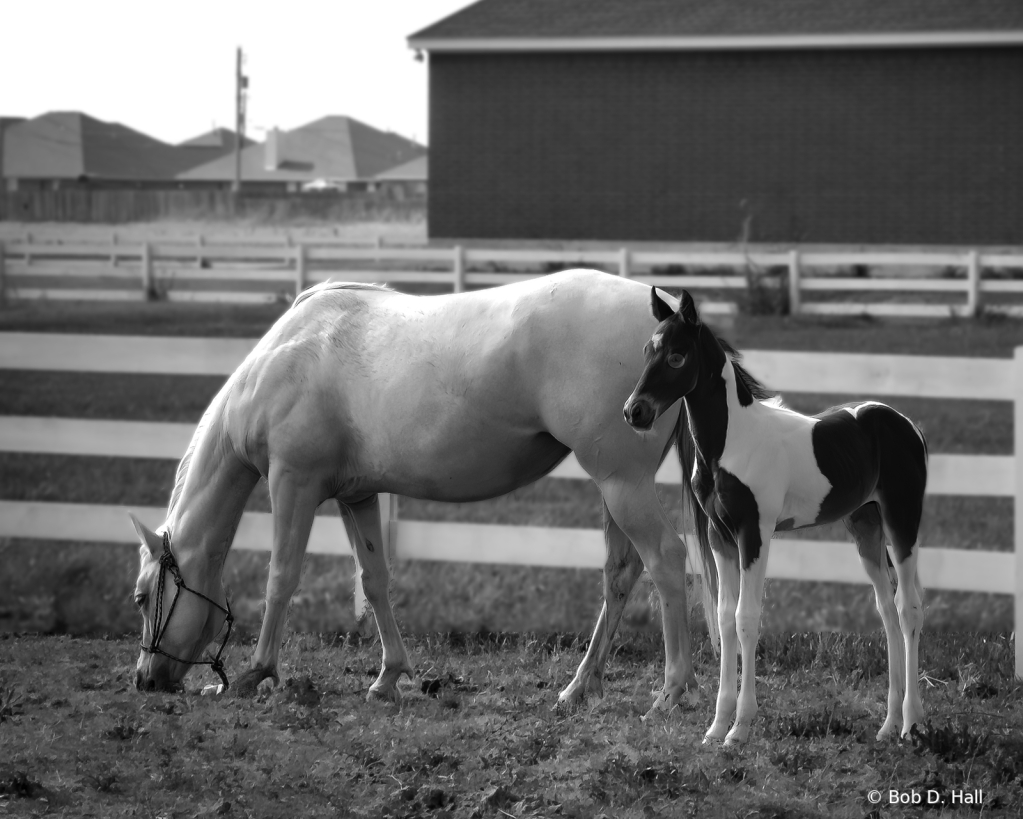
1, 0, 476, 147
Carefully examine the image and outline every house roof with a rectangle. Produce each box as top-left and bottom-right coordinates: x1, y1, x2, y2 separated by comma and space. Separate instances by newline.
0, 117, 26, 176
178, 116, 426, 182
2, 112, 200, 180
176, 128, 255, 172
374, 154, 427, 182
409, 0, 1023, 51
178, 127, 253, 150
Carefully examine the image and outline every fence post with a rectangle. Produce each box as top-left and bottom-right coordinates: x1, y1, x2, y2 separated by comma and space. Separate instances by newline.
196, 234, 204, 269
1015, 347, 1023, 680
294, 243, 306, 299
111, 231, 118, 267
787, 249, 801, 316
966, 251, 981, 318
453, 245, 465, 293
141, 242, 152, 300
618, 247, 631, 278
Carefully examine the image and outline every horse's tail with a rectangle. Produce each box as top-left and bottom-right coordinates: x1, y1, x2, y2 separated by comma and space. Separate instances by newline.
674, 405, 720, 655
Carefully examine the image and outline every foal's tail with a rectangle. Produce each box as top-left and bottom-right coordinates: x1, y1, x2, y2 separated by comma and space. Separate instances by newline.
674, 406, 720, 655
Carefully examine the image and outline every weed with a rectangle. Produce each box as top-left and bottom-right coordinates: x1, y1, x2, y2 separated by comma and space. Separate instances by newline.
782, 704, 856, 740
0, 680, 23, 721
910, 720, 990, 764
0, 771, 40, 798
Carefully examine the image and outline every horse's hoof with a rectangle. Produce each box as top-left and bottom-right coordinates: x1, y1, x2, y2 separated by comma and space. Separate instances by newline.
366, 685, 401, 706
723, 726, 749, 747
557, 684, 586, 708
232, 668, 275, 698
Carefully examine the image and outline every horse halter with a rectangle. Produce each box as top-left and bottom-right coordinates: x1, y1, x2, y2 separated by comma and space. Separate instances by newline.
140, 531, 233, 689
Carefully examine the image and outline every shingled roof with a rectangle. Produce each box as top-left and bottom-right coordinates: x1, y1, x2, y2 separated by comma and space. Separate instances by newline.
409, 0, 1023, 50
178, 116, 426, 182
2, 112, 200, 180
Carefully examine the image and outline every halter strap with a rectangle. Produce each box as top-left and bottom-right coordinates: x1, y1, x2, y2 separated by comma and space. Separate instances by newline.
141, 531, 234, 689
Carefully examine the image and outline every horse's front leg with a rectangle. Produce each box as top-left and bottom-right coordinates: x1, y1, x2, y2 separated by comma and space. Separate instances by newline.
234, 465, 320, 696
558, 501, 644, 706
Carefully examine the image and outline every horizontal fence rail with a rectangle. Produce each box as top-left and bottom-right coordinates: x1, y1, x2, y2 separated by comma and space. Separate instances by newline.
1, 333, 1020, 676
2, 239, 1023, 318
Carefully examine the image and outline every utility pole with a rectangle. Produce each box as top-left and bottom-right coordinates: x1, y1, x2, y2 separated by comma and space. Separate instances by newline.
233, 47, 248, 193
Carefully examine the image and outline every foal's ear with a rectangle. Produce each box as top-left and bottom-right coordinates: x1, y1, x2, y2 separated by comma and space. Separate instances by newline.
679, 290, 701, 326
650, 287, 675, 323
129, 513, 163, 558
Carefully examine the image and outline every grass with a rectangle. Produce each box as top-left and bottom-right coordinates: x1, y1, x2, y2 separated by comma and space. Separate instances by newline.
0, 631, 1020, 818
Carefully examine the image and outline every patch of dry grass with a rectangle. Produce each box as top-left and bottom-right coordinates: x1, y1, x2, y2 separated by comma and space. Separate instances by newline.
0, 632, 1020, 818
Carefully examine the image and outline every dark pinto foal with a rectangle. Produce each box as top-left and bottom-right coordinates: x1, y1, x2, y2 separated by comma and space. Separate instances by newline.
624, 288, 928, 746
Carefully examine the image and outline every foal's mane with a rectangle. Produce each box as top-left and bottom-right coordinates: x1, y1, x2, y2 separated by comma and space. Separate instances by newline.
712, 333, 777, 402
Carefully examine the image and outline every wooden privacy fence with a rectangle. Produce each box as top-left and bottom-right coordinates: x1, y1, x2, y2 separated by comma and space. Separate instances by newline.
1, 331, 1020, 677
2, 239, 1023, 317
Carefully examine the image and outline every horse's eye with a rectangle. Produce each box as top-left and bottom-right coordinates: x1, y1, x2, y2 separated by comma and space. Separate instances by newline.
667, 354, 685, 369
134, 594, 148, 612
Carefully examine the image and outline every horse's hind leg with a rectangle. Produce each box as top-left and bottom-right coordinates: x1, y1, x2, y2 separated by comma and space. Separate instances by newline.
558, 501, 644, 705
846, 502, 906, 740
340, 494, 413, 703
600, 479, 699, 716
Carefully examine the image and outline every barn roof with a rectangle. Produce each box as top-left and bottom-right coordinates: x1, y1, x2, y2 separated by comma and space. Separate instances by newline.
2, 112, 200, 180
409, 0, 1023, 51
178, 116, 426, 182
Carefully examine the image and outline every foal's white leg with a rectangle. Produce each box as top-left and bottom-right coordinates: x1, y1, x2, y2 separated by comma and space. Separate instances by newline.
704, 542, 739, 743
340, 495, 413, 704
559, 503, 644, 705
892, 548, 925, 736
724, 526, 772, 747
238, 466, 319, 695
847, 506, 906, 740
601, 479, 699, 715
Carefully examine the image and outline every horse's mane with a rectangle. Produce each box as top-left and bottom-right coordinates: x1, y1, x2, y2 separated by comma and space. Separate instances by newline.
292, 280, 392, 310
168, 406, 213, 514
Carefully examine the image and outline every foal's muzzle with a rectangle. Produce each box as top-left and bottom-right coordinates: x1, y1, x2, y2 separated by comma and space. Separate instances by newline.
624, 396, 656, 431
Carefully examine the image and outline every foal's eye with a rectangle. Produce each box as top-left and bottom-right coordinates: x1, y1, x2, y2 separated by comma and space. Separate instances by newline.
667, 354, 685, 369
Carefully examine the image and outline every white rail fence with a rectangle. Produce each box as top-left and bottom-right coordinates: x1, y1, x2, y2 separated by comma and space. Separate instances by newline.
2, 239, 1023, 318
1, 332, 1020, 676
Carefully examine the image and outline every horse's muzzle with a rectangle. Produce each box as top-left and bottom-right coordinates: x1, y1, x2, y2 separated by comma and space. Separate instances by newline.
624, 397, 656, 431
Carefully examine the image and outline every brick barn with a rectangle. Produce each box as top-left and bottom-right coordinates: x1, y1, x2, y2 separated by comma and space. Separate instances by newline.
409, 0, 1023, 245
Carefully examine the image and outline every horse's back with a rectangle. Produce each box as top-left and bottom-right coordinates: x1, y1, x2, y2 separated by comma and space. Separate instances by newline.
225, 271, 677, 500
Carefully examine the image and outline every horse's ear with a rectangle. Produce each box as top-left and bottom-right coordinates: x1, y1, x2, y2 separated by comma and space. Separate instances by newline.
679, 290, 701, 326
130, 513, 162, 558
650, 287, 675, 323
